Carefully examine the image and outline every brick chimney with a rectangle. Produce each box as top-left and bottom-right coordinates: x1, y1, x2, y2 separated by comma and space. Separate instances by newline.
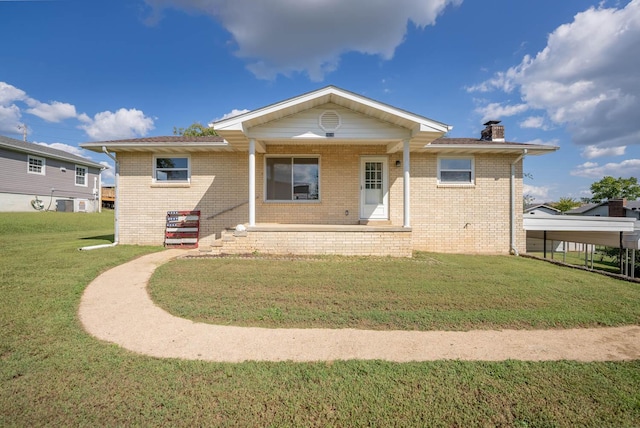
481, 120, 505, 142
608, 198, 627, 217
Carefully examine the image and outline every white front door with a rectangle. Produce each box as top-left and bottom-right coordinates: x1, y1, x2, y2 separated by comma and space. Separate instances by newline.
360, 157, 389, 220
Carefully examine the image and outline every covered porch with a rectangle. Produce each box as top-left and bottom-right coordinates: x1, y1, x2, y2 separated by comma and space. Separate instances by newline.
210, 86, 451, 230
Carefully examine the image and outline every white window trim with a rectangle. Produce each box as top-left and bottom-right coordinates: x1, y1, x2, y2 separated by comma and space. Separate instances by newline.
153, 154, 191, 184
437, 156, 475, 186
27, 155, 45, 175
264, 155, 321, 203
75, 165, 88, 187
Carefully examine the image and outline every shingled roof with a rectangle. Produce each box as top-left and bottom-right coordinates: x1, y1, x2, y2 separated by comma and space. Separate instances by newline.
0, 135, 104, 169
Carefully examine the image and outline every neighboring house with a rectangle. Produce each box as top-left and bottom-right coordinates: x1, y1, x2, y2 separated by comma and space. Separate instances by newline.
524, 204, 561, 216
0, 135, 104, 212
566, 199, 640, 220
81, 86, 557, 256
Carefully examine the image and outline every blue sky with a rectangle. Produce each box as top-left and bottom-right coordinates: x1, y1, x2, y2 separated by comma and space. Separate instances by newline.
1, 0, 639, 202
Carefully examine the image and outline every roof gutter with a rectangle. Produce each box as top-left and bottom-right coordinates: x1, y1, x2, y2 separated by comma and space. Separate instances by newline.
79, 147, 119, 250
510, 149, 527, 255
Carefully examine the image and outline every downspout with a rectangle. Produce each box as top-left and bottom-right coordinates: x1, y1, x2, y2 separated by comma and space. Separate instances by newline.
510, 149, 527, 255
79, 146, 119, 250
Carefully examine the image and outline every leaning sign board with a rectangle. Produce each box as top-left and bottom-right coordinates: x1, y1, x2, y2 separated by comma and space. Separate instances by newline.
164, 210, 200, 248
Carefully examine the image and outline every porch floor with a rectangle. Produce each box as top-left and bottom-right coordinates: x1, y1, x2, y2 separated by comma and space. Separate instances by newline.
246, 223, 411, 233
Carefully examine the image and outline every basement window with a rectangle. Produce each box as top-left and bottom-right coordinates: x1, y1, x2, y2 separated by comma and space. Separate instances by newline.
265, 157, 319, 201
438, 157, 474, 185
154, 156, 190, 182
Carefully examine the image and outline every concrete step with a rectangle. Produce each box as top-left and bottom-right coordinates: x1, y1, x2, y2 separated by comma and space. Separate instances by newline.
359, 220, 392, 226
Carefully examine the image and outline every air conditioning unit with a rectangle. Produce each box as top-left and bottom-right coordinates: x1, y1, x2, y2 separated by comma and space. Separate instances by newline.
56, 199, 74, 212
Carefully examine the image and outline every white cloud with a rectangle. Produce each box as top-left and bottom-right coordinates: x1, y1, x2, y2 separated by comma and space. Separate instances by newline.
519, 116, 546, 129
0, 82, 27, 134
0, 82, 27, 105
25, 100, 77, 123
211, 108, 250, 123
469, 0, 640, 148
100, 161, 115, 183
0, 104, 22, 134
78, 108, 155, 140
523, 184, 551, 201
474, 102, 528, 123
581, 145, 626, 159
144, 0, 463, 81
571, 159, 640, 178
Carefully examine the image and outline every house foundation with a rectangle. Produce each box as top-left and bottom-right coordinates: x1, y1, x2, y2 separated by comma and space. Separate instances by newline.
205, 224, 413, 257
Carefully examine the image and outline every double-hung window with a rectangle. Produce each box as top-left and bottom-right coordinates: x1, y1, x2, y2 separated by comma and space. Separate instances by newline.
75, 165, 87, 186
438, 157, 474, 184
266, 157, 319, 201
28, 155, 45, 175
154, 156, 190, 182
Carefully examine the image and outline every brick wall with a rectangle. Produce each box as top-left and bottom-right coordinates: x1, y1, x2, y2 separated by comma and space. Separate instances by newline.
409, 153, 524, 254
117, 148, 525, 254
219, 229, 413, 257
118, 151, 248, 245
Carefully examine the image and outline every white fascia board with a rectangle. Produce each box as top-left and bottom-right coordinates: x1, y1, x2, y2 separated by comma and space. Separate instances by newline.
81, 141, 230, 152
524, 215, 636, 232
425, 143, 559, 154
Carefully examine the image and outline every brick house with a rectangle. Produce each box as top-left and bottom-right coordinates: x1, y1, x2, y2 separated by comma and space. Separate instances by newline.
81, 86, 557, 256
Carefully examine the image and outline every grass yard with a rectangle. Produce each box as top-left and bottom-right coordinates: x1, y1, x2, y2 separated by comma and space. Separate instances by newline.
149, 253, 640, 330
528, 250, 621, 274
1, 211, 639, 426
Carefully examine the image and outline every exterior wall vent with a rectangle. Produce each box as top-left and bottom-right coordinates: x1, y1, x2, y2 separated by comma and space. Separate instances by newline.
319, 110, 341, 133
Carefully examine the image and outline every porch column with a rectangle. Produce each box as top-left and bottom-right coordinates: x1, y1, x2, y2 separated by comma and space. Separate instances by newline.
249, 138, 256, 227
403, 139, 411, 228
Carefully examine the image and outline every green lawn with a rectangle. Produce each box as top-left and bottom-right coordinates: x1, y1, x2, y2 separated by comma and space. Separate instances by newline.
149, 253, 640, 330
527, 250, 621, 274
1, 211, 639, 426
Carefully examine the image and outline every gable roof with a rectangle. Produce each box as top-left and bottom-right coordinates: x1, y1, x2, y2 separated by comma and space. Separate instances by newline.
81, 87, 559, 156
211, 85, 453, 151
524, 204, 561, 214
1, 135, 105, 169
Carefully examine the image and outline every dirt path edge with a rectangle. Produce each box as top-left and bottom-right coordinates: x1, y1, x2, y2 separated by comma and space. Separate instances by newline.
78, 249, 640, 363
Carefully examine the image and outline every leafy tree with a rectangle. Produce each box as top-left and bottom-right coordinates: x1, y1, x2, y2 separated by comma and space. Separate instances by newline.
173, 122, 218, 137
590, 176, 640, 203
552, 197, 581, 213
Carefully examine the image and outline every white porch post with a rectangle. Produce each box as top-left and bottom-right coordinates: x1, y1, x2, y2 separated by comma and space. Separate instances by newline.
249, 138, 256, 227
403, 139, 411, 228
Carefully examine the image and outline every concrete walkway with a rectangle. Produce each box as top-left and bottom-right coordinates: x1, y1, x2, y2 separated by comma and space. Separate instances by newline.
79, 250, 640, 363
